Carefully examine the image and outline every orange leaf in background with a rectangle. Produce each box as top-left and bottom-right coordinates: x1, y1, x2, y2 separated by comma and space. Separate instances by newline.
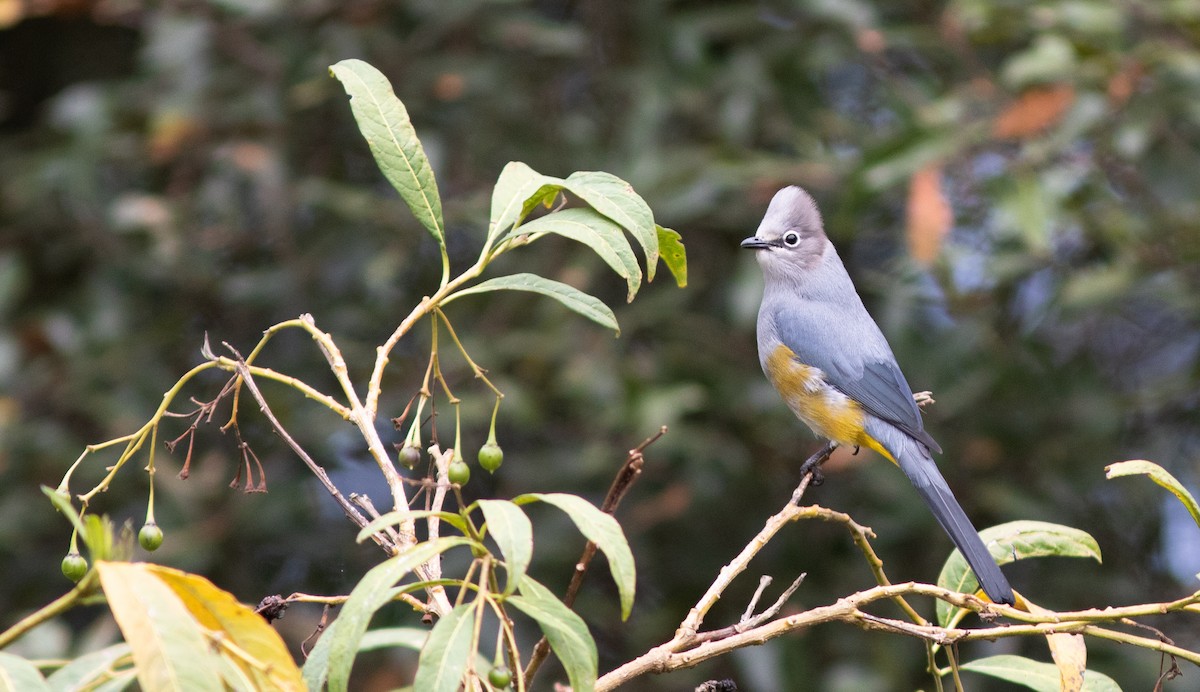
855, 28, 886, 54
906, 167, 952, 266
1107, 61, 1144, 106
991, 84, 1075, 140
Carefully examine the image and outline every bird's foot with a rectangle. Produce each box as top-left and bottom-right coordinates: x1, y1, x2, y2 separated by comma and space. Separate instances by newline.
798, 441, 837, 486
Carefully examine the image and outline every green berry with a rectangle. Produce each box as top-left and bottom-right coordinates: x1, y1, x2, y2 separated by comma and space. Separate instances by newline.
447, 459, 470, 485
487, 665, 512, 688
399, 444, 421, 469
139, 522, 164, 551
61, 552, 88, 582
478, 443, 504, 473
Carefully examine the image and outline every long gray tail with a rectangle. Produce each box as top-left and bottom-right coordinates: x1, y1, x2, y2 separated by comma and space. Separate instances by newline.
872, 425, 1014, 605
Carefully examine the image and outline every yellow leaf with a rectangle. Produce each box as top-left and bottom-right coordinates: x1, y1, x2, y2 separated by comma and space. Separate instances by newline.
151, 564, 305, 692
97, 562, 303, 692
1027, 600, 1086, 692
97, 562, 225, 692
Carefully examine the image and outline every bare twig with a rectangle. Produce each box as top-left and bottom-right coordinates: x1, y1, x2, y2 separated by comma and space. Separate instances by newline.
692, 573, 808, 645
523, 426, 667, 684
225, 353, 396, 554
597, 581, 1200, 690
741, 577, 774, 623
351, 493, 403, 548
425, 445, 456, 583
678, 442, 834, 640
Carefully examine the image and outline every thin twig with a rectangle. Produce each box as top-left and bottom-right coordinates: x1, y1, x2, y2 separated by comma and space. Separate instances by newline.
226, 353, 396, 554
741, 577, 773, 623
351, 493, 403, 548
523, 426, 667, 684
677, 442, 834, 640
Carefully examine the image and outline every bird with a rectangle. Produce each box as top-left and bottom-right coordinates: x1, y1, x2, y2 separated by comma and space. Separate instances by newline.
741, 185, 1014, 605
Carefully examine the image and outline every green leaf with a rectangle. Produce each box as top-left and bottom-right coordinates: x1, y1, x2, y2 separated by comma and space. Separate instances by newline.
513, 492, 636, 619
937, 521, 1101, 626
564, 171, 659, 280
358, 627, 427, 652
489, 161, 564, 245
356, 510, 470, 543
82, 514, 120, 563
0, 652, 50, 692
412, 604, 476, 692
95, 562, 226, 692
46, 643, 132, 691
329, 59, 444, 246
303, 536, 474, 692
961, 655, 1122, 692
656, 225, 687, 287
509, 576, 597, 692
359, 628, 492, 672
477, 499, 533, 596
1106, 459, 1200, 529
517, 208, 642, 301
90, 669, 137, 692
445, 273, 619, 334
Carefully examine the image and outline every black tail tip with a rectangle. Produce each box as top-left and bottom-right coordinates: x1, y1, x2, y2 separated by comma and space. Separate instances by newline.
991, 591, 1015, 606
980, 579, 1014, 606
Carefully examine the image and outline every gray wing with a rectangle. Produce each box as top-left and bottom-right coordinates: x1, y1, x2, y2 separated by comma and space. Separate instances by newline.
774, 303, 942, 454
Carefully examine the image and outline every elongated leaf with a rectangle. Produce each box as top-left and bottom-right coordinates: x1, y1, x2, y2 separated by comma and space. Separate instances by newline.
358, 627, 427, 652
489, 162, 564, 244
961, 655, 1121, 692
1046, 631, 1087, 692
329, 59, 444, 245
91, 669, 137, 692
96, 562, 225, 692
518, 208, 642, 301
304, 536, 474, 692
445, 273, 619, 334
656, 225, 687, 287
937, 521, 1101, 626
0, 652, 50, 692
412, 604, 477, 692
46, 643, 132, 691
359, 628, 492, 673
564, 171, 658, 279
513, 492, 635, 619
356, 510, 469, 543
477, 499, 533, 595
1106, 460, 1200, 528
510, 576, 597, 692
149, 564, 303, 691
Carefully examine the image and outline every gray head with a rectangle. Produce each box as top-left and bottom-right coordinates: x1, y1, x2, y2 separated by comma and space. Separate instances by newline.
740, 186, 829, 281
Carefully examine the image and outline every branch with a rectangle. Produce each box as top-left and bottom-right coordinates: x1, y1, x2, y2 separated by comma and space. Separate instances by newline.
523, 427, 666, 684
366, 256, 491, 415
677, 442, 834, 638
597, 581, 1200, 690
594, 433, 1200, 690
227, 355, 394, 553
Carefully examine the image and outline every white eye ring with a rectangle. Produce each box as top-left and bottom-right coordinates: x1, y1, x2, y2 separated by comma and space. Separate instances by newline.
782, 231, 801, 247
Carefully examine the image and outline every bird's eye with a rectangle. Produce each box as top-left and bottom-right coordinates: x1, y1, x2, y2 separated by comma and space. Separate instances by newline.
782, 231, 801, 247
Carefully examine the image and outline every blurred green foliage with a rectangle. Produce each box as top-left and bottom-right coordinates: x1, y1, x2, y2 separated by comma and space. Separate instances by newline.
2, 1, 1199, 689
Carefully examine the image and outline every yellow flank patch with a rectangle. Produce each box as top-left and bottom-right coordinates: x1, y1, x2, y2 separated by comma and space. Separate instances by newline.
765, 344, 896, 463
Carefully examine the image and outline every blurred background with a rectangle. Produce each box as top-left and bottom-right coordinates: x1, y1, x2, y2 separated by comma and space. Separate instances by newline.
2, 1, 1199, 690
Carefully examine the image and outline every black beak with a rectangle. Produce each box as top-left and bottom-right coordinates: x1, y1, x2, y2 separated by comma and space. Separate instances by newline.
741, 236, 772, 250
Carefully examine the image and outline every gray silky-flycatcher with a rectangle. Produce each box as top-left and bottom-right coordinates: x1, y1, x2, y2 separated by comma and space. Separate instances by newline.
742, 185, 1014, 605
